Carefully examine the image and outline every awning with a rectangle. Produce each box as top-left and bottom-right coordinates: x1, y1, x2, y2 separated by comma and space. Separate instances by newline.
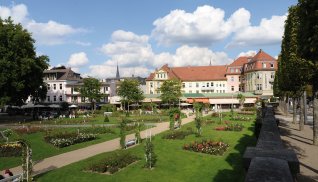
187, 98, 209, 103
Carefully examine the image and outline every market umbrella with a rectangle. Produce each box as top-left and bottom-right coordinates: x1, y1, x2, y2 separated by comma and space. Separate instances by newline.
69, 104, 78, 108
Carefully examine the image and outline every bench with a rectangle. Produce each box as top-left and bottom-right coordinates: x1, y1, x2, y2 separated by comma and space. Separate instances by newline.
125, 139, 136, 148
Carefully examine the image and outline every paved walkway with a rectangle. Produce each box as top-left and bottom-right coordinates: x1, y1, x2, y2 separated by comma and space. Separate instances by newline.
10, 113, 198, 176
275, 108, 318, 182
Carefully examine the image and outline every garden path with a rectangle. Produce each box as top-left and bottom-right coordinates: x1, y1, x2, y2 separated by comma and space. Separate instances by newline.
275, 108, 318, 182
9, 112, 199, 176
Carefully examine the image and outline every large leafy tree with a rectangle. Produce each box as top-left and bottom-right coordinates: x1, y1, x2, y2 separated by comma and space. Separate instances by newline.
0, 18, 49, 106
159, 79, 182, 107
117, 79, 144, 112
297, 0, 318, 145
80, 77, 103, 110
280, 5, 309, 128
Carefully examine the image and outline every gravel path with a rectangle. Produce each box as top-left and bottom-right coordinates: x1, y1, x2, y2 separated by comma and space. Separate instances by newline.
275, 108, 318, 182
9, 113, 198, 176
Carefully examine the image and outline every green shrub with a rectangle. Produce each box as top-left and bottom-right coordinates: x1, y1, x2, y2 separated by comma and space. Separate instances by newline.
85, 152, 139, 174
102, 104, 116, 112
162, 130, 193, 140
104, 115, 110, 122
183, 139, 229, 155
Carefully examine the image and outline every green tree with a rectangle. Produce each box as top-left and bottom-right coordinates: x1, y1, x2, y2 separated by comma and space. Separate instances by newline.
144, 137, 157, 169
297, 0, 318, 145
237, 93, 246, 109
119, 119, 127, 149
117, 79, 144, 113
0, 18, 49, 106
79, 77, 103, 110
159, 79, 182, 108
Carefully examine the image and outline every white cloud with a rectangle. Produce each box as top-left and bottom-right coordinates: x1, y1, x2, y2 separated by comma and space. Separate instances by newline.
237, 50, 256, 58
154, 45, 231, 67
228, 14, 287, 47
67, 52, 89, 67
89, 30, 231, 78
151, 5, 250, 46
0, 4, 85, 45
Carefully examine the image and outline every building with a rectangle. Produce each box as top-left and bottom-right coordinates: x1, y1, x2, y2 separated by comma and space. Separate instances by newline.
146, 49, 277, 96
146, 64, 228, 94
145, 49, 277, 107
242, 49, 277, 96
43, 66, 111, 105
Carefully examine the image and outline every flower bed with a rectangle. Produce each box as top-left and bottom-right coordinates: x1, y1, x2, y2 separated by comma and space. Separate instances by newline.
14, 126, 50, 134
215, 123, 243, 131
0, 143, 22, 157
230, 115, 252, 121
44, 132, 96, 148
162, 129, 194, 140
80, 127, 116, 135
183, 139, 229, 155
85, 152, 139, 174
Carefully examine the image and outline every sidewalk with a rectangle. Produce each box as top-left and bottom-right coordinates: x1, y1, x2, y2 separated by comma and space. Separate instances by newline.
10, 113, 197, 176
275, 109, 318, 182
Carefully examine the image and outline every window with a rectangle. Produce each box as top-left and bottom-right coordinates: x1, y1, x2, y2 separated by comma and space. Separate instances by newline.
206, 83, 209, 87
59, 95, 63, 101
239, 76, 241, 82
236, 68, 239, 73
270, 63, 274, 68
47, 84, 50, 90
189, 83, 192, 88
47, 96, 50, 102
53, 96, 56, 102
231, 86, 234, 91
60, 84, 62, 90
257, 73, 262, 79
53, 84, 56, 90
271, 73, 275, 79
211, 82, 214, 87
150, 82, 153, 88
182, 83, 185, 88
230, 68, 234, 73
223, 90, 225, 93
189, 90, 192, 93
196, 83, 199, 88
223, 84, 225, 87
256, 84, 263, 90
262, 62, 266, 68
231, 77, 234, 82
216, 84, 218, 87
157, 82, 160, 88
150, 90, 153, 94
81, 97, 85, 102
196, 90, 199, 93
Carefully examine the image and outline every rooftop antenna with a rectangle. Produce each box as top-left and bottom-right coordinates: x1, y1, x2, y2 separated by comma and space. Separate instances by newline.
209, 57, 212, 66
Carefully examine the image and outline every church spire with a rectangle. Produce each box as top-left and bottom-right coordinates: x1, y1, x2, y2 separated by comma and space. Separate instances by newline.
116, 62, 120, 79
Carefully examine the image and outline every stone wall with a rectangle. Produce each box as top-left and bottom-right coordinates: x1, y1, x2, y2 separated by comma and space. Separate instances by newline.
243, 106, 299, 182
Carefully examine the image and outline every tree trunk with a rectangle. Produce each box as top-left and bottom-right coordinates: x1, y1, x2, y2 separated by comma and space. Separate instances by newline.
313, 91, 318, 145
304, 91, 307, 124
293, 98, 297, 124
299, 96, 304, 131
286, 97, 289, 116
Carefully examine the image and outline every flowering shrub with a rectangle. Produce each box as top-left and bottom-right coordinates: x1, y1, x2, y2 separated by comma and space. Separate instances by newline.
162, 130, 193, 140
0, 143, 22, 157
85, 152, 139, 174
183, 139, 229, 155
44, 133, 96, 148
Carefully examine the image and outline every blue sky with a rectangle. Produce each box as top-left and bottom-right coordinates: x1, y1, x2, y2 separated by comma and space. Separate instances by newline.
0, 0, 297, 78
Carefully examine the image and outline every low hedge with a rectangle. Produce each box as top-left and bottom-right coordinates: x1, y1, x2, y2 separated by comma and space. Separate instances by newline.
0, 143, 22, 157
162, 129, 194, 140
44, 132, 96, 148
183, 139, 229, 155
85, 152, 139, 174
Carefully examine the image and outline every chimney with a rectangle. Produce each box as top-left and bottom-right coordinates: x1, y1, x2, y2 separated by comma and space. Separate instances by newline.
259, 49, 263, 52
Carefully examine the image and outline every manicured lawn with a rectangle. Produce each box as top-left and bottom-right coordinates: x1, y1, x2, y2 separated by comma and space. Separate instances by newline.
35, 112, 256, 182
0, 126, 143, 170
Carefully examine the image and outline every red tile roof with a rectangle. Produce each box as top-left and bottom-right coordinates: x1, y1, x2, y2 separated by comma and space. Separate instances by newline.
230, 56, 250, 67
243, 49, 277, 72
171, 65, 227, 81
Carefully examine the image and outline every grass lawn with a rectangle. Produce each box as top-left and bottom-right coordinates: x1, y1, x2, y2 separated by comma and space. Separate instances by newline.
35, 112, 256, 182
0, 125, 144, 170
